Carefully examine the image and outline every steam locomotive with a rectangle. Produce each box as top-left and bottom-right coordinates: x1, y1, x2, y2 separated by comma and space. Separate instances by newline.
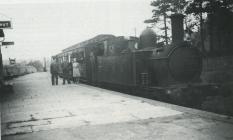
53, 14, 202, 89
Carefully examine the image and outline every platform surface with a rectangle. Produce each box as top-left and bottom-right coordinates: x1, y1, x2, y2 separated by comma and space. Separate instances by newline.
1, 72, 233, 140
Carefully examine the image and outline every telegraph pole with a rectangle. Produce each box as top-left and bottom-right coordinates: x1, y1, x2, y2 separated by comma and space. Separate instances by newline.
44, 57, 47, 72
134, 27, 137, 37
0, 20, 13, 89
0, 29, 5, 87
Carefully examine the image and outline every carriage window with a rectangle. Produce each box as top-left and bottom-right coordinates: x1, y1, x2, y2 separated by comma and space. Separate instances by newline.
81, 51, 85, 59
68, 54, 71, 62
96, 43, 104, 56
83, 50, 86, 58
104, 41, 108, 56
135, 42, 139, 49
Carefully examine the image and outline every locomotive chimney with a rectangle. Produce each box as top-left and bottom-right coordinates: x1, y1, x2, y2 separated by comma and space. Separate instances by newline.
170, 14, 184, 44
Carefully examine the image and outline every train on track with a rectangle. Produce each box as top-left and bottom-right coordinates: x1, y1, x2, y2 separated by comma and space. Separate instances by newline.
53, 14, 202, 90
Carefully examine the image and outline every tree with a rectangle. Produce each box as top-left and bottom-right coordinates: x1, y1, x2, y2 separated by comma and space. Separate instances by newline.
145, 0, 189, 45
204, 0, 233, 13
170, 0, 189, 13
145, 0, 170, 45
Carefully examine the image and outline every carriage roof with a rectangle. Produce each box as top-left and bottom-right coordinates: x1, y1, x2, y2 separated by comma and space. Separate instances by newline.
62, 34, 115, 53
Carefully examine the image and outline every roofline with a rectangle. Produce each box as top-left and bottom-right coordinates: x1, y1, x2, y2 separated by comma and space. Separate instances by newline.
62, 34, 115, 53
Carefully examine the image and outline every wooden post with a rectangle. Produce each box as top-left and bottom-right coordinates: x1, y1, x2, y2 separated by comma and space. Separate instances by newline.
0, 45, 3, 87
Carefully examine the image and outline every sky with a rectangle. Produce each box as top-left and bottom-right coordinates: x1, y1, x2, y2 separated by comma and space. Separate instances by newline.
0, 0, 153, 62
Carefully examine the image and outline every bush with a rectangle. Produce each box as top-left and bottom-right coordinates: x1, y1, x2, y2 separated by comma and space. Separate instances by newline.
27, 60, 43, 72
201, 70, 233, 84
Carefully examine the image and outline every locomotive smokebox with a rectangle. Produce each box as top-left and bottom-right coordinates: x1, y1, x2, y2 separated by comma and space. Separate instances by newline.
170, 14, 184, 44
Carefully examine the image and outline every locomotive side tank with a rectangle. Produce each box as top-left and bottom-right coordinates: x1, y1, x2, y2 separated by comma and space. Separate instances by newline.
97, 36, 139, 87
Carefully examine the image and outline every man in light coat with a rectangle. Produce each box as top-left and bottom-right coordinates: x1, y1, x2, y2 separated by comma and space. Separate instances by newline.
72, 59, 80, 84
50, 57, 59, 85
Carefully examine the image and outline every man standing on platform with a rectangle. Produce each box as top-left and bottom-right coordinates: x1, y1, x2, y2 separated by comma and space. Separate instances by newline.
72, 58, 80, 84
50, 57, 59, 85
62, 61, 72, 85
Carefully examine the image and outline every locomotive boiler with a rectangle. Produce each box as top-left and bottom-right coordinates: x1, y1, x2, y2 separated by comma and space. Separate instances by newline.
54, 14, 202, 89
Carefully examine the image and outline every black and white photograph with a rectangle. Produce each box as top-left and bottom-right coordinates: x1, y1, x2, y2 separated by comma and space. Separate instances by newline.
1, 0, 233, 139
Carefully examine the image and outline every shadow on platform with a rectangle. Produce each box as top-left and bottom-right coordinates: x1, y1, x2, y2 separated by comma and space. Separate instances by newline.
0, 84, 14, 102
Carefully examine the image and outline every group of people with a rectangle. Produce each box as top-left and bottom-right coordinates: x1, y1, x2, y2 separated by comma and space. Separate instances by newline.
50, 58, 81, 86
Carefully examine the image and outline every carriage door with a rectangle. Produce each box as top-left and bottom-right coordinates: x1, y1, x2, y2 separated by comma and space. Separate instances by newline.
90, 51, 97, 84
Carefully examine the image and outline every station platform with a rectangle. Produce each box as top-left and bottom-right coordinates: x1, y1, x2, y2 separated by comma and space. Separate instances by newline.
1, 72, 233, 140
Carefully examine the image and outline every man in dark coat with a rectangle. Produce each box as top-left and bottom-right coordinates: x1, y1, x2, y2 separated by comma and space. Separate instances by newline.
62, 62, 72, 84
50, 58, 59, 85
